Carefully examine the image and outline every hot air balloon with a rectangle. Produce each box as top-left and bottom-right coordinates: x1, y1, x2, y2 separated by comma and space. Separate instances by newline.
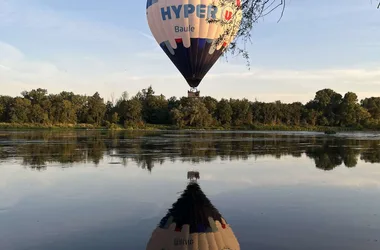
146, 0, 243, 97
146, 172, 240, 249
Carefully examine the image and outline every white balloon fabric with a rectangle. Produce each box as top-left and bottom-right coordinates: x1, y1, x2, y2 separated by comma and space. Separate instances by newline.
145, 182, 240, 250
146, 0, 242, 88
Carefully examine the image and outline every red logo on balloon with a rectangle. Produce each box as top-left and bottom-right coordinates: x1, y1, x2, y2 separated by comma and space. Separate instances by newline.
224, 11, 233, 21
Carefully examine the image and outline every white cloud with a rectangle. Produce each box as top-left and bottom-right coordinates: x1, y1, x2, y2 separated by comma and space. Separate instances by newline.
0, 41, 23, 61
138, 31, 156, 42
0, 64, 11, 70
1, 40, 380, 102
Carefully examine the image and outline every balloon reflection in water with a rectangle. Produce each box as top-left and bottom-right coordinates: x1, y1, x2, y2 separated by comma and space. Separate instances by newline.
146, 171, 240, 250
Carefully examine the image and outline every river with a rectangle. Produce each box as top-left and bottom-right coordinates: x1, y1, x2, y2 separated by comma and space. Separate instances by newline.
0, 130, 380, 250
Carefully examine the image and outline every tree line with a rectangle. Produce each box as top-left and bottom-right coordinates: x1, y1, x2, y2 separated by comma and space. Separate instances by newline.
0, 87, 379, 130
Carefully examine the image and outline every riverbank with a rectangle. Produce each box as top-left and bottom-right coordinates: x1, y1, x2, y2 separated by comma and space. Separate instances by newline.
0, 122, 376, 132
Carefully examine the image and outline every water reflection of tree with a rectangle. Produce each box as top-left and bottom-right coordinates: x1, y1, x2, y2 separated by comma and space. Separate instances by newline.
305, 139, 362, 170
360, 141, 380, 163
0, 131, 379, 171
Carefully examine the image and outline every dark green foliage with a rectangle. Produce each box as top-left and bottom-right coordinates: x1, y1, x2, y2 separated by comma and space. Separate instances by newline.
170, 98, 213, 128
0, 87, 380, 130
86, 92, 107, 125
216, 99, 233, 126
230, 98, 252, 126
361, 97, 380, 119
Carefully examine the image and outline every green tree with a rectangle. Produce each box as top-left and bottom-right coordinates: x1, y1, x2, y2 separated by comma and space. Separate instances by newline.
9, 98, 32, 123
144, 94, 169, 124
305, 109, 321, 126
134, 86, 169, 124
262, 102, 277, 125
230, 98, 252, 126
251, 101, 263, 124
29, 104, 49, 124
307, 88, 342, 126
22, 89, 50, 123
171, 98, 212, 128
0, 96, 13, 122
21, 88, 48, 105
202, 96, 218, 117
168, 96, 180, 110
340, 92, 370, 127
87, 92, 106, 125
123, 98, 143, 124
216, 99, 233, 126
0, 87, 379, 130
361, 97, 380, 119
111, 112, 119, 124
61, 100, 77, 124
340, 92, 359, 126
170, 107, 185, 128
72, 95, 88, 123
288, 102, 303, 126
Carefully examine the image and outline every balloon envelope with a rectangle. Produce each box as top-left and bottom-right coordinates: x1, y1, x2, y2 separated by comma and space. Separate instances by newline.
146, 0, 242, 88
146, 182, 240, 250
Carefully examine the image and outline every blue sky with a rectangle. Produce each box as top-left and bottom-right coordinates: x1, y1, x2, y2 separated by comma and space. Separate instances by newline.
0, 0, 379, 103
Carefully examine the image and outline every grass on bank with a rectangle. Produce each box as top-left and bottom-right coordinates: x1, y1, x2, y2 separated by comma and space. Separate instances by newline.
0, 122, 374, 133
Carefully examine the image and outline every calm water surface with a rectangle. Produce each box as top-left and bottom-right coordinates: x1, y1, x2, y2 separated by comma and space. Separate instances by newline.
1, 130, 380, 250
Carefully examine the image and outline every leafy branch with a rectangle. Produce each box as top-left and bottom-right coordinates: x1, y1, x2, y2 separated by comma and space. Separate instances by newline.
208, 0, 287, 68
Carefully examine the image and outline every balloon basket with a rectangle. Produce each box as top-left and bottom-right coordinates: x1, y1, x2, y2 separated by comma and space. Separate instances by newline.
188, 90, 200, 98
187, 171, 200, 182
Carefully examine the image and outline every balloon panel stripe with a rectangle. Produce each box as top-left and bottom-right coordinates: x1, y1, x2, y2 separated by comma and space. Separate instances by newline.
160, 38, 224, 87
146, 0, 159, 9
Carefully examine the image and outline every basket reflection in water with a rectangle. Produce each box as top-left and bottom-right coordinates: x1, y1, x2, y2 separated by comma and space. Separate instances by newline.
146, 172, 239, 250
